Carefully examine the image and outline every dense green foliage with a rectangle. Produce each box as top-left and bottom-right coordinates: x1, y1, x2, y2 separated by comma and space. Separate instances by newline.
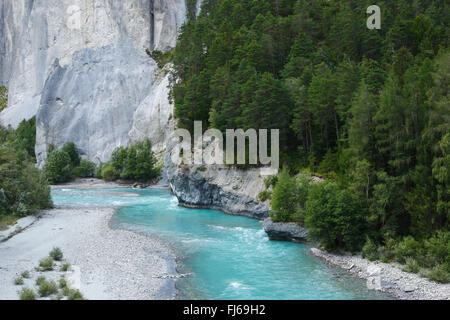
101, 165, 118, 181
44, 147, 72, 184
305, 182, 366, 251
0, 123, 52, 223
108, 139, 160, 182
61, 142, 81, 168
72, 159, 96, 178
173, 0, 449, 280
0, 117, 37, 160
270, 169, 300, 223
45, 143, 96, 184
270, 170, 310, 224
44, 139, 160, 184
13, 118, 37, 159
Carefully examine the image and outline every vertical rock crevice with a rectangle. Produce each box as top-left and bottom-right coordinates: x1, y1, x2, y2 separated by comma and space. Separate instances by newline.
150, 0, 154, 50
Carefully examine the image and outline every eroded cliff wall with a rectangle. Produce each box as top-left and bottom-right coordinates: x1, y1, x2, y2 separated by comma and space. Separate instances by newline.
0, 0, 185, 164
0, 0, 269, 217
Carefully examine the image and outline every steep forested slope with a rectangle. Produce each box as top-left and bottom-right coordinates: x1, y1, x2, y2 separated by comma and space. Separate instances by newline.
171, 0, 449, 280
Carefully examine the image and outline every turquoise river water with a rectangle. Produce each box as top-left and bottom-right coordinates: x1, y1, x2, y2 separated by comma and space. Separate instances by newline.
52, 187, 392, 300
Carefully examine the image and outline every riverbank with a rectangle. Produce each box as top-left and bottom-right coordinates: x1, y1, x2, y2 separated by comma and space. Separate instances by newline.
310, 248, 450, 300
0, 180, 177, 300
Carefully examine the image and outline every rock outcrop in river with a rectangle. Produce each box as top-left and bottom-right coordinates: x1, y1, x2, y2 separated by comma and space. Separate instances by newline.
164, 139, 270, 219
262, 218, 308, 242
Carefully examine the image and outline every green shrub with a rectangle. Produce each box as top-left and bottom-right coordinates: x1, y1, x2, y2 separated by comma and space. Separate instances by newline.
14, 276, 24, 285
49, 247, 63, 261
61, 142, 80, 168
0, 214, 16, 230
36, 276, 46, 286
0, 138, 52, 217
305, 182, 366, 252
101, 165, 118, 181
292, 210, 306, 225
109, 139, 160, 182
21, 271, 30, 279
264, 175, 278, 189
362, 238, 379, 261
62, 285, 71, 297
258, 190, 271, 202
67, 289, 85, 300
95, 162, 106, 179
73, 159, 96, 178
270, 169, 300, 223
13, 117, 37, 159
317, 151, 338, 177
381, 238, 397, 261
422, 231, 450, 268
19, 288, 36, 300
394, 236, 422, 263
425, 265, 450, 283
38, 279, 58, 297
403, 257, 421, 273
148, 49, 174, 68
45, 149, 72, 184
59, 277, 68, 289
39, 257, 54, 271
60, 263, 71, 272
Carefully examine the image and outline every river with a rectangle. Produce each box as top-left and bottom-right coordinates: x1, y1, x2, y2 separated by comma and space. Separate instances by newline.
52, 187, 392, 300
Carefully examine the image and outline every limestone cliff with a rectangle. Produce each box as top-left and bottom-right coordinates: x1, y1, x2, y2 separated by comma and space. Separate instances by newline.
0, 0, 184, 164
0, 0, 268, 218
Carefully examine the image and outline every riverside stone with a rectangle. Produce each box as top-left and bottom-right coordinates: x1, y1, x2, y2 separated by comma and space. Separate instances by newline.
310, 248, 450, 300
262, 218, 308, 242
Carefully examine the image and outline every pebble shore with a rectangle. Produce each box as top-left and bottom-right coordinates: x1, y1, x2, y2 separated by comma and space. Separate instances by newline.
310, 248, 450, 300
0, 181, 178, 300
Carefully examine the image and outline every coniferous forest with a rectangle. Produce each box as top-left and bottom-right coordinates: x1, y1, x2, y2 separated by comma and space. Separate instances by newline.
171, 0, 449, 281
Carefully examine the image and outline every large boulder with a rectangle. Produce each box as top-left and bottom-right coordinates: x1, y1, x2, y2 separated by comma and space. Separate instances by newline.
164, 138, 270, 219
262, 218, 308, 242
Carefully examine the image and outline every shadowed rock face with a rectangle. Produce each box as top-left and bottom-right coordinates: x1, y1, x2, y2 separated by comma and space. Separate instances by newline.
263, 218, 308, 242
169, 170, 270, 220
164, 139, 271, 219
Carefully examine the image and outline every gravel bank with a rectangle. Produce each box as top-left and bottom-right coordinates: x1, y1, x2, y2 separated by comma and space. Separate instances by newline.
310, 248, 450, 300
0, 206, 177, 300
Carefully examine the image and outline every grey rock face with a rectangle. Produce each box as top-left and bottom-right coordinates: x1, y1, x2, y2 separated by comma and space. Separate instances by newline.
128, 67, 175, 160
169, 169, 269, 219
36, 40, 156, 165
164, 138, 271, 219
0, 0, 185, 130
262, 218, 308, 242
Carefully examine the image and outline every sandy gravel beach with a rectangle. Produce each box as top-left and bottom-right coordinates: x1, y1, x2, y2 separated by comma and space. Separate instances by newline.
0, 182, 177, 300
